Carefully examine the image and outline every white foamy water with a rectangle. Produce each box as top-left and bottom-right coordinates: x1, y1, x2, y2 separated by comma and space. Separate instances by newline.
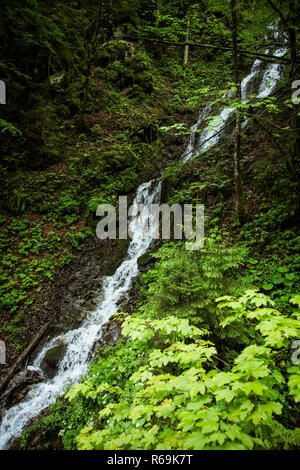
0, 180, 161, 449
257, 48, 287, 98
183, 45, 287, 162
0, 28, 288, 450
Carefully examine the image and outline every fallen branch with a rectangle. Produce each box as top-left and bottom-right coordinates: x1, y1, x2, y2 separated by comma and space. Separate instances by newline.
124, 35, 292, 64
0, 322, 51, 395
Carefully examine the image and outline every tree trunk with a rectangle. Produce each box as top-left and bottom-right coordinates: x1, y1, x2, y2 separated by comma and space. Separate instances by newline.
183, 0, 191, 68
184, 17, 191, 66
230, 0, 246, 224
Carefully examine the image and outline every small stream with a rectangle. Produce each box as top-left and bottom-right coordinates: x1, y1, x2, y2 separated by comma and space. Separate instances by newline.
0, 35, 287, 449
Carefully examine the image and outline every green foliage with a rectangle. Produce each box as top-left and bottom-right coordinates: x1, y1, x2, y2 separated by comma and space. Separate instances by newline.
99, 45, 155, 95
62, 291, 300, 450
0, 119, 22, 137
140, 240, 247, 338
217, 290, 299, 347
20, 339, 153, 450
8, 190, 28, 215
1, 0, 300, 452
238, 214, 299, 314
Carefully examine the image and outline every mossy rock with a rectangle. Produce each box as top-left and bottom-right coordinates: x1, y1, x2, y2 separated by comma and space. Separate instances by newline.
137, 252, 154, 267
103, 61, 135, 89
125, 52, 151, 73
41, 340, 67, 378
117, 239, 130, 258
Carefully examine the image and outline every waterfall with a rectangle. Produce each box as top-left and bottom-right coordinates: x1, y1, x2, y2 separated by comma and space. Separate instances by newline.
183, 45, 287, 162
0, 180, 161, 449
182, 104, 212, 161
257, 48, 287, 98
0, 31, 288, 450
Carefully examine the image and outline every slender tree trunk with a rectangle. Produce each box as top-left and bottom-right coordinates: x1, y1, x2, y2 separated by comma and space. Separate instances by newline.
183, 0, 191, 68
184, 17, 191, 66
230, 0, 246, 224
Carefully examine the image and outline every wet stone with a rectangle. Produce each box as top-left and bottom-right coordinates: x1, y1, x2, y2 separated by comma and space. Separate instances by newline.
41, 339, 67, 378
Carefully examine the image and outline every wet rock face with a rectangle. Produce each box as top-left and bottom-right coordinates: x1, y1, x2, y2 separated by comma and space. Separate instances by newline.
55, 238, 129, 332
98, 319, 123, 348
0, 369, 43, 411
137, 252, 154, 267
28, 238, 129, 353
40, 339, 67, 378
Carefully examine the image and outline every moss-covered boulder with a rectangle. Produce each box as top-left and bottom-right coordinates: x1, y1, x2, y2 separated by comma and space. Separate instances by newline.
137, 252, 154, 267
41, 339, 67, 378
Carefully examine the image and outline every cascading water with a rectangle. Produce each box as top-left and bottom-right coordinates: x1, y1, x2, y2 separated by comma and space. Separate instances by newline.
0, 180, 161, 449
183, 44, 287, 162
182, 104, 212, 161
257, 48, 287, 98
0, 29, 288, 450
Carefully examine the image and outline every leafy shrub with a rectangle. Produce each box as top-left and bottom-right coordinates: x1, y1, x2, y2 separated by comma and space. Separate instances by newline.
65, 292, 300, 450
140, 239, 247, 339
8, 190, 29, 214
